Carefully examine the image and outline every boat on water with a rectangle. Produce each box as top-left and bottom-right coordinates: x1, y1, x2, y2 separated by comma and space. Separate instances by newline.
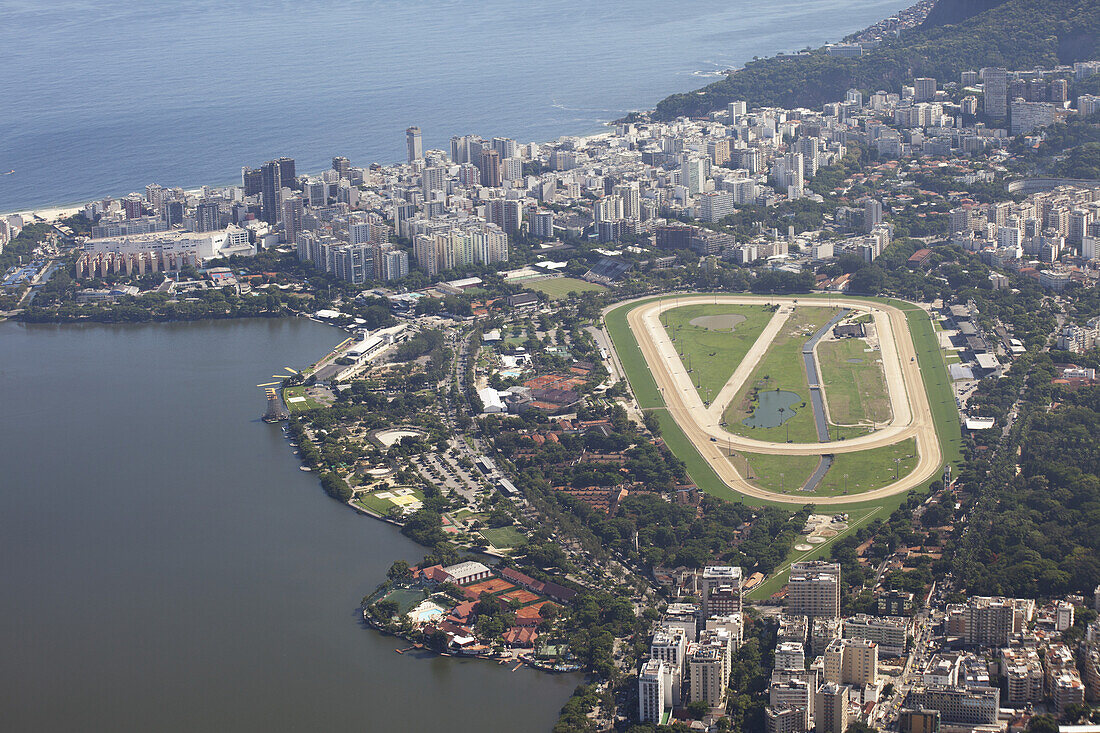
299, 466, 311, 472
2, 170, 13, 176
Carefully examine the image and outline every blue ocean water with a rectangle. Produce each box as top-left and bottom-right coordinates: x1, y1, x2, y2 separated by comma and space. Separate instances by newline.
0, 0, 908, 212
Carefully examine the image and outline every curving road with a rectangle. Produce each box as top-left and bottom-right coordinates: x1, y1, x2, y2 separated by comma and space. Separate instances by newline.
615, 295, 943, 505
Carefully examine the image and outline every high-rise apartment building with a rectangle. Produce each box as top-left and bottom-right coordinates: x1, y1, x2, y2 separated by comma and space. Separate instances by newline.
331, 156, 351, 179
406, 126, 423, 162
906, 685, 1000, 726
422, 166, 446, 198
531, 210, 554, 239
788, 562, 840, 618
701, 566, 743, 617
613, 182, 641, 219
815, 682, 849, 733
865, 198, 884, 232
276, 157, 296, 190
681, 157, 707, 195
242, 167, 263, 197
194, 200, 220, 233
281, 196, 304, 244
774, 642, 805, 671
260, 160, 282, 224
688, 644, 727, 706
491, 137, 517, 160
914, 77, 938, 102
823, 637, 878, 687
638, 659, 670, 723
981, 67, 1008, 119
479, 149, 502, 187
487, 198, 522, 234
843, 615, 908, 657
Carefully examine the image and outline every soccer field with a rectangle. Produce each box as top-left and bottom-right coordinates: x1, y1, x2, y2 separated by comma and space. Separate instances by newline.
526, 277, 605, 299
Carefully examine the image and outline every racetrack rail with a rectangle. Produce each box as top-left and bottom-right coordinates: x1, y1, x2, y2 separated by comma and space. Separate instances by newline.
614, 295, 943, 505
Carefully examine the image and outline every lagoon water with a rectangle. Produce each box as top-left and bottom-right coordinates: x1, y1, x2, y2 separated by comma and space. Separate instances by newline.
0, 0, 909, 212
0, 319, 579, 732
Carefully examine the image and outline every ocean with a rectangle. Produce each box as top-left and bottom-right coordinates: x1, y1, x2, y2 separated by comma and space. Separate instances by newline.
0, 0, 909, 213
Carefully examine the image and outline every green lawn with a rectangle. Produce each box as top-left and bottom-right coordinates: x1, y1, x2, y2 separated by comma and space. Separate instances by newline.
817, 438, 918, 496
721, 306, 838, 444
382, 587, 428, 614
734, 451, 820, 493
353, 486, 426, 515
527, 277, 605, 300
660, 303, 775, 402
735, 437, 918, 497
480, 526, 527, 550
818, 338, 891, 427
283, 385, 324, 413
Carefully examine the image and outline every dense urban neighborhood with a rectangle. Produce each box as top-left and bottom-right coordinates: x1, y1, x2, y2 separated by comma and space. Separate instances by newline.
4, 1, 1100, 732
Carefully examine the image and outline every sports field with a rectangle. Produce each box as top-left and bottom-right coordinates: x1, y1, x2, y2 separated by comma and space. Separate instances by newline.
526, 277, 605, 300
660, 303, 775, 402
480, 526, 527, 550
354, 486, 426, 515
817, 337, 891, 426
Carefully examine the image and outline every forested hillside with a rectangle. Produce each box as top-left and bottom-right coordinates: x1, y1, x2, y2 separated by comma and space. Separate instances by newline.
653, 0, 1100, 119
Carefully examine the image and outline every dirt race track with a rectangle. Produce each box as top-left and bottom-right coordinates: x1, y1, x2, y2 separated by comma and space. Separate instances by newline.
619, 295, 943, 505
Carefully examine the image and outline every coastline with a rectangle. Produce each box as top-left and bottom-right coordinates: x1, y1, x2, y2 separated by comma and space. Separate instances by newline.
0, 131, 618, 224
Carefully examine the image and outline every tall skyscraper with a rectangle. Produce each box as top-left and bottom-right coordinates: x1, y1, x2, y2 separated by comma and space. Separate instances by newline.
406, 126, 423, 162
422, 166, 446, 198
491, 137, 517, 159
981, 67, 1008, 119
281, 196, 304, 244
479, 149, 502, 187
331, 156, 351, 179
194, 200, 220, 233
487, 198, 522, 234
242, 167, 263, 197
260, 160, 282, 224
276, 157, 297, 190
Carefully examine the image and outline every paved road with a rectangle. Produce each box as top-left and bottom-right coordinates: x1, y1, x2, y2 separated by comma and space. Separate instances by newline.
616, 295, 944, 505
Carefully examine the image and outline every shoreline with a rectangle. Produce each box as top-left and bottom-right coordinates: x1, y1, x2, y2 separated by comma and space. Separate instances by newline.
0, 130, 617, 224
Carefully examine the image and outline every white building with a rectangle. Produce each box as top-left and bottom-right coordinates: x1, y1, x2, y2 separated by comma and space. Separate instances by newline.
441, 561, 491, 585
638, 659, 671, 723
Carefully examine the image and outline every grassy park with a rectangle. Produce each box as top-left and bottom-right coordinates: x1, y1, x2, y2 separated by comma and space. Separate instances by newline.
721, 306, 838, 444
660, 303, 775, 402
480, 526, 527, 550
817, 337, 892, 426
526, 277, 605, 300
283, 385, 325, 413
353, 486, 426, 515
